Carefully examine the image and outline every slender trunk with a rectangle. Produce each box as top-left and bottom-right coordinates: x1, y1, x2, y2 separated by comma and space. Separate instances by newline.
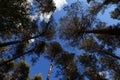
0, 49, 34, 66
96, 48, 120, 60
0, 21, 51, 48
46, 55, 54, 80
80, 28, 120, 35
0, 34, 43, 47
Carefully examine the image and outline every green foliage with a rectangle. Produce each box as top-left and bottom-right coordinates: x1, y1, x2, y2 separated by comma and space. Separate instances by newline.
13, 42, 29, 57
0, 0, 120, 80
10, 60, 29, 80
89, 1, 103, 15
0, 60, 14, 79
79, 53, 97, 67
80, 35, 120, 59
36, 0, 56, 13
40, 16, 56, 39
59, 1, 101, 46
0, 0, 56, 40
111, 6, 120, 20
99, 56, 120, 79
47, 42, 63, 55
34, 41, 46, 55
0, 60, 30, 80
80, 36, 99, 52
88, 0, 120, 20
0, 46, 8, 53
96, 33, 120, 48
43, 26, 56, 39
28, 74, 42, 80
55, 52, 83, 80
55, 52, 75, 67
85, 67, 107, 80
44, 42, 63, 61
0, 0, 32, 39
79, 53, 108, 80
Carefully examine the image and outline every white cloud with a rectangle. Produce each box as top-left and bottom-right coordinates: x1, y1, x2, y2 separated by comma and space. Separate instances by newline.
29, 39, 35, 43
53, 0, 67, 10
42, 12, 53, 22
29, 11, 53, 22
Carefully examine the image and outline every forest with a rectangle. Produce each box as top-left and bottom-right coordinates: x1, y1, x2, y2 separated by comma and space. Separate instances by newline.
0, 0, 120, 80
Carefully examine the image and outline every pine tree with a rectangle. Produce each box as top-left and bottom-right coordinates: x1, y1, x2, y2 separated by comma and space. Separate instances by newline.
79, 36, 120, 79
59, 1, 120, 46
0, 41, 47, 66
78, 52, 108, 80
87, 0, 120, 20
45, 42, 63, 80
28, 74, 42, 80
80, 36, 120, 60
55, 51, 83, 80
0, 60, 30, 80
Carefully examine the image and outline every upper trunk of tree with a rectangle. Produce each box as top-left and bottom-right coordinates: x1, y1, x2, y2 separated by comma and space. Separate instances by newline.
46, 55, 54, 80
0, 49, 34, 66
0, 21, 51, 48
80, 28, 120, 35
0, 34, 43, 47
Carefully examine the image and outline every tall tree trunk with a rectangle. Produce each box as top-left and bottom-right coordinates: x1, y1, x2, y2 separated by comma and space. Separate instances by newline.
96, 48, 120, 60
0, 21, 51, 48
0, 49, 34, 66
79, 28, 120, 35
0, 33, 43, 47
46, 55, 54, 80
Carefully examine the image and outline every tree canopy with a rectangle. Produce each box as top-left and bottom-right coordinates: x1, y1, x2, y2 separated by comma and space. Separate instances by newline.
0, 0, 120, 80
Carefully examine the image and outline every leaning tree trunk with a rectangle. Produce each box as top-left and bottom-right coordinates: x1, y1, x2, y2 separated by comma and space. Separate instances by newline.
79, 28, 120, 35
46, 55, 55, 80
0, 49, 34, 66
0, 21, 51, 48
0, 33, 43, 47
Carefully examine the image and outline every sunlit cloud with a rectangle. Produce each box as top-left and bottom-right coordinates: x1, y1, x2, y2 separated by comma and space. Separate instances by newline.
29, 39, 35, 43
42, 0, 68, 22
53, 0, 67, 10
27, 0, 33, 5
42, 12, 53, 22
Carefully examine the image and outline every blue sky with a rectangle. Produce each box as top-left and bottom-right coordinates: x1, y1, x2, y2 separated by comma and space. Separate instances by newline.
97, 4, 120, 25
26, 0, 120, 80
27, 0, 70, 80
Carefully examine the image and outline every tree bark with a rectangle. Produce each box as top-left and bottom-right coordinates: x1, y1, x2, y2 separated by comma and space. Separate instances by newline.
0, 33, 43, 47
79, 28, 120, 35
46, 55, 54, 80
0, 21, 51, 48
0, 49, 34, 66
